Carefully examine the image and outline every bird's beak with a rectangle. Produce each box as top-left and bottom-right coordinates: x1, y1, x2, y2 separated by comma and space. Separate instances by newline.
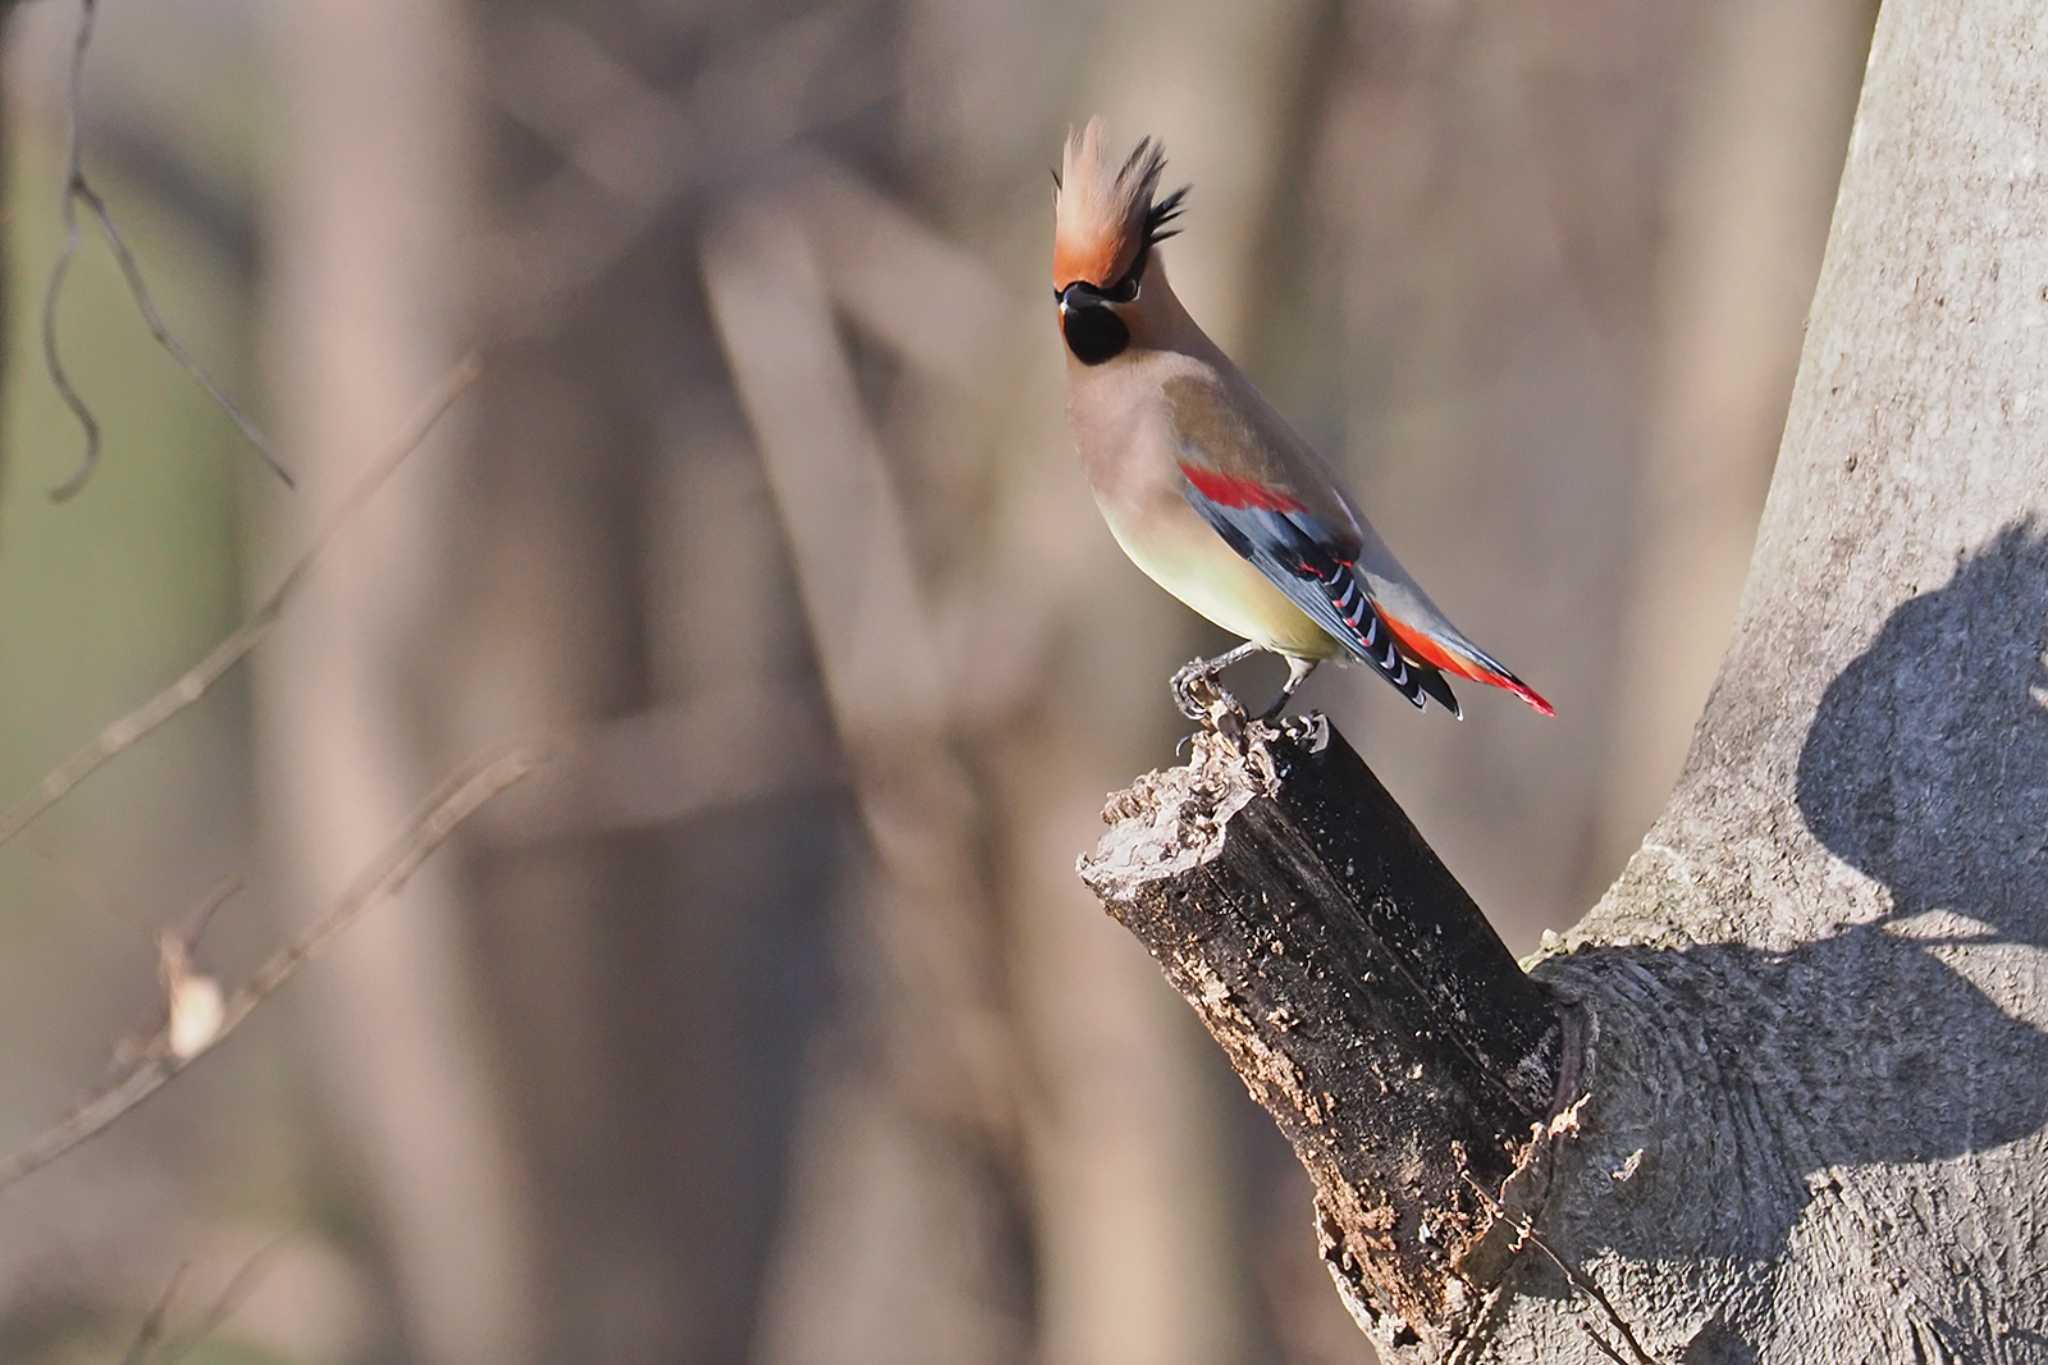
1056, 281, 1107, 316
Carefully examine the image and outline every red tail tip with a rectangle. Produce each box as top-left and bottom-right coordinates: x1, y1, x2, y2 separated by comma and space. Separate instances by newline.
1511, 682, 1555, 718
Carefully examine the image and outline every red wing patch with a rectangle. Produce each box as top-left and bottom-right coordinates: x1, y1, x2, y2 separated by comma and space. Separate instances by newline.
1375, 611, 1469, 676
1178, 463, 1306, 513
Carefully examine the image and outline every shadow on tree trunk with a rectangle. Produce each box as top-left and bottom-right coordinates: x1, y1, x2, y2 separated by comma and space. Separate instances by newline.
1533, 519, 2048, 1354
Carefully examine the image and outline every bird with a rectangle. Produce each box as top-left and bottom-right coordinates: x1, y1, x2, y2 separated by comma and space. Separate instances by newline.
1052, 118, 1553, 723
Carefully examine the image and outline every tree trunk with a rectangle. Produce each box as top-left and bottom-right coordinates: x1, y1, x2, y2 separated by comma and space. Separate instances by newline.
1085, 2, 2048, 1359
255, 5, 542, 1362
1597, 0, 1873, 873
1081, 723, 1584, 1359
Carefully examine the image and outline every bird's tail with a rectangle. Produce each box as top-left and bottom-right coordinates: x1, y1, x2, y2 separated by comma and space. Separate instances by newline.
1376, 610, 1555, 717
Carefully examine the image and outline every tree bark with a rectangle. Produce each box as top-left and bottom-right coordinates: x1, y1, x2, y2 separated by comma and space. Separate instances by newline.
1081, 722, 1583, 1358
1082, 2, 2048, 1359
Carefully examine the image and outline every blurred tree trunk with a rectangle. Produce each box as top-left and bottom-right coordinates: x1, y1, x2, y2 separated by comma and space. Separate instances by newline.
265, 2, 847, 1356
0, 2, 10, 521
1314, 2, 1700, 941
1447, 3, 2048, 1358
435, 6, 851, 1362
1596, 0, 1875, 875
255, 4, 542, 1363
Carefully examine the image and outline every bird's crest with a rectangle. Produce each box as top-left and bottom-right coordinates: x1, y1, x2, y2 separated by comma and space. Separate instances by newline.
1052, 118, 1188, 291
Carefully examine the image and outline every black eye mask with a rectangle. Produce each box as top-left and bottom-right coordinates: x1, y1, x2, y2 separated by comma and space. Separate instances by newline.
1054, 238, 1150, 310
1056, 240, 1149, 364
1099, 242, 1147, 302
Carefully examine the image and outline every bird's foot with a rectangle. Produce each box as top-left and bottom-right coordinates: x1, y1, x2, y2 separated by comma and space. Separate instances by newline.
1279, 709, 1331, 753
1170, 658, 1243, 723
1252, 656, 1319, 723
1170, 661, 1257, 760
1170, 642, 1263, 721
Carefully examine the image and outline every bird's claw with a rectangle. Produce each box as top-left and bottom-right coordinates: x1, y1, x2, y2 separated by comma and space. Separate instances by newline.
1170, 659, 1233, 722
1169, 659, 1253, 753
1285, 710, 1331, 753
1169, 659, 1206, 719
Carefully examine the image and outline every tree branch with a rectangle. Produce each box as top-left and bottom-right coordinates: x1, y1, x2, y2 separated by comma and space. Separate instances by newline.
1460, 1174, 1656, 1365
1079, 716, 1585, 1360
155, 1232, 292, 1364
117, 1262, 187, 1365
41, 0, 291, 500
0, 741, 550, 1193
0, 353, 481, 853
113, 1233, 290, 1365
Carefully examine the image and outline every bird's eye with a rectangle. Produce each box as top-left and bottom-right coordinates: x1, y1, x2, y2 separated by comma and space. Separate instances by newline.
1099, 239, 1149, 305
1102, 264, 1142, 304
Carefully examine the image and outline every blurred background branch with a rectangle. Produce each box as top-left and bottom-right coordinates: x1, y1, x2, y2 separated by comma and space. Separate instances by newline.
38, 0, 287, 500
0, 355, 477, 852
120, 1232, 290, 1365
0, 1, 1874, 1361
0, 742, 545, 1193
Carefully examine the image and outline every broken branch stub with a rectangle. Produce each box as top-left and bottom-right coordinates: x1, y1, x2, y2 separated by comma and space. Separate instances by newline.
1079, 718, 1584, 1358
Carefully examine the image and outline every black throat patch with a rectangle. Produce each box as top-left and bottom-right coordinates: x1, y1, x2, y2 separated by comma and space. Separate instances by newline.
1063, 308, 1129, 365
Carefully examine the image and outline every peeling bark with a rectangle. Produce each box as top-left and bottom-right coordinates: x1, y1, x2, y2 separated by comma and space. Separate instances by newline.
1081, 721, 1585, 1358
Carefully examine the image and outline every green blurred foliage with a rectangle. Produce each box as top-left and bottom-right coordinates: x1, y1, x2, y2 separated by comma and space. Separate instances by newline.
0, 133, 252, 1101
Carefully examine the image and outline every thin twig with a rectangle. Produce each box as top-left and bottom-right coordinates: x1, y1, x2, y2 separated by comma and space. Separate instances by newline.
0, 742, 551, 1193
158, 1232, 294, 1364
42, 0, 290, 499
179, 875, 244, 951
1463, 1174, 1661, 1365
78, 177, 292, 488
0, 353, 482, 853
1521, 1234, 1659, 1365
118, 1262, 187, 1365
1580, 1321, 1632, 1365
40, 0, 100, 499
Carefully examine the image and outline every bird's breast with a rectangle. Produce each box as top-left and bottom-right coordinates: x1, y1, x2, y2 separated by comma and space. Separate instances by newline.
1064, 363, 1335, 658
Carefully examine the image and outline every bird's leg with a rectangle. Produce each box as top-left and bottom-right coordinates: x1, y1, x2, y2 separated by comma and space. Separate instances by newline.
1170, 640, 1263, 720
1254, 656, 1319, 722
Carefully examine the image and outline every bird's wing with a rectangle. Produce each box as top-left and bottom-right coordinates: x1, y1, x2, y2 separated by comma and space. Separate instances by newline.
1163, 372, 1551, 717
1162, 373, 1454, 712
1175, 462, 1450, 713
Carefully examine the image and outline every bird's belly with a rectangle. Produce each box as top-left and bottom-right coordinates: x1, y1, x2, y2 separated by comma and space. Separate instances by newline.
1102, 500, 1337, 659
